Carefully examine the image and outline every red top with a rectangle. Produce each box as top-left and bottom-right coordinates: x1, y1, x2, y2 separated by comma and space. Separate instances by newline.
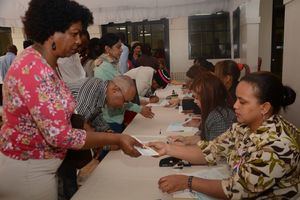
0, 47, 86, 160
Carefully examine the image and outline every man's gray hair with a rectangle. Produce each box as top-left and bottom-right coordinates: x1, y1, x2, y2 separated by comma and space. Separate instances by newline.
112, 75, 135, 95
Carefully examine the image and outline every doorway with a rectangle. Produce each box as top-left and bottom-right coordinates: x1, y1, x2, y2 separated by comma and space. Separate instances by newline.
271, 0, 285, 79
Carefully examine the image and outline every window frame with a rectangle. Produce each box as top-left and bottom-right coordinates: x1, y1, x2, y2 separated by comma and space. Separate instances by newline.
102, 19, 170, 68
0, 27, 12, 56
188, 12, 231, 59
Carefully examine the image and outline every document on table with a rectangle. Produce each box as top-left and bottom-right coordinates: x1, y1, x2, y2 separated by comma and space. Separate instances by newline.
166, 122, 198, 133
173, 166, 230, 199
134, 146, 159, 156
132, 136, 159, 156
147, 99, 169, 107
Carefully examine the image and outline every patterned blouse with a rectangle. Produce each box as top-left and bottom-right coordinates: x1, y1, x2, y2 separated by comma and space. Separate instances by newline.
0, 47, 86, 160
198, 115, 300, 199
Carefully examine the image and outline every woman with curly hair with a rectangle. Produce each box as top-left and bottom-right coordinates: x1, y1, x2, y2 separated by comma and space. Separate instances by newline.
0, 0, 141, 199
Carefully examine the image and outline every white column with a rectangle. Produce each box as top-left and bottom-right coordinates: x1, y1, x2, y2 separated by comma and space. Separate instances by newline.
282, 0, 300, 127
239, 0, 260, 72
258, 0, 272, 71
169, 17, 193, 73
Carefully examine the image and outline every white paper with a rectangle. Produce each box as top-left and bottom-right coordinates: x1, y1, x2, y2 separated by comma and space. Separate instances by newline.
134, 146, 159, 156
147, 99, 169, 107
166, 122, 198, 133
132, 136, 159, 156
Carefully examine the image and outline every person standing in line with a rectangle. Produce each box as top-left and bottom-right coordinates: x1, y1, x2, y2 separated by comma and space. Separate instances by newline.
117, 32, 129, 74
0, 44, 18, 80
0, 1, 141, 200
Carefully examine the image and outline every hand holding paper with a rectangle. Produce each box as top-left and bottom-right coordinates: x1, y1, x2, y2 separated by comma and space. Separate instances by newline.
132, 136, 159, 156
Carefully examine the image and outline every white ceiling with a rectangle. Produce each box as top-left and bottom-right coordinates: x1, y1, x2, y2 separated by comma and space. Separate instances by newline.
0, 0, 247, 27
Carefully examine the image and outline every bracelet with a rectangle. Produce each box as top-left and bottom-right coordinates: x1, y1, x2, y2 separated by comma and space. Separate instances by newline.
188, 176, 193, 193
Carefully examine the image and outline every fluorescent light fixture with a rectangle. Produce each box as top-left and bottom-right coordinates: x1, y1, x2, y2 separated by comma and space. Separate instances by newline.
216, 11, 225, 15
119, 27, 126, 30
194, 13, 210, 16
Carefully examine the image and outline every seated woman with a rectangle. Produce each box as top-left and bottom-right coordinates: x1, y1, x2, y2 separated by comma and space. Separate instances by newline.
149, 71, 299, 200
214, 60, 241, 108
170, 72, 236, 144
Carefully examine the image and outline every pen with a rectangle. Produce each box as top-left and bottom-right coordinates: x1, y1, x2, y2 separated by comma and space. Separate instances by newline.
181, 118, 192, 125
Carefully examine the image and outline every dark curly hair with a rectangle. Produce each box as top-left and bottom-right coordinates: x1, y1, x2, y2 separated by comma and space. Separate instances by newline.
23, 0, 93, 44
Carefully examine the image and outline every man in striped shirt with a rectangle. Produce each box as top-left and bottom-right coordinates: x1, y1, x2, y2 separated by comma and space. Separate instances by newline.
67, 75, 137, 132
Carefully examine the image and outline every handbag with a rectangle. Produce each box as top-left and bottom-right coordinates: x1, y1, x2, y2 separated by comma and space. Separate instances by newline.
63, 114, 93, 169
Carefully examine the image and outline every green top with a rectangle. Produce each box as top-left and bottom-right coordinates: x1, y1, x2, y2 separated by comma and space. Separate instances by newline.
94, 54, 141, 124
94, 60, 120, 81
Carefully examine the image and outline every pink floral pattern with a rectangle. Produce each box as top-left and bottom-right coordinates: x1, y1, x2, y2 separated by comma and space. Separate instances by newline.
0, 47, 86, 160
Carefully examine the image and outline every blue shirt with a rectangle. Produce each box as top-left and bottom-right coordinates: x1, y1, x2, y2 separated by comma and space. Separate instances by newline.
0, 52, 16, 80
118, 43, 129, 74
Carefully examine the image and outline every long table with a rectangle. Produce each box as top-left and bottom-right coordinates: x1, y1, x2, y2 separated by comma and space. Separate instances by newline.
71, 86, 219, 200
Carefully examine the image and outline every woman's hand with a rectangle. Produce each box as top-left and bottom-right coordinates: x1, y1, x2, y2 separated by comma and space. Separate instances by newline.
147, 141, 169, 156
140, 106, 155, 118
94, 58, 103, 66
118, 135, 142, 157
167, 135, 201, 146
166, 135, 185, 145
149, 96, 159, 103
183, 118, 201, 128
158, 175, 188, 193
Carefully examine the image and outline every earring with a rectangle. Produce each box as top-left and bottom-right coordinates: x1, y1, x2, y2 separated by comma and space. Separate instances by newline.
51, 42, 56, 50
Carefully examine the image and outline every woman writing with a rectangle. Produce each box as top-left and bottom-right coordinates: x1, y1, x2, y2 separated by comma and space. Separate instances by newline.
170, 72, 236, 145
149, 72, 299, 199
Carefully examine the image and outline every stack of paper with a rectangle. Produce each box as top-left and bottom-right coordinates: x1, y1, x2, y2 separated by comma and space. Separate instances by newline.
132, 136, 159, 156
166, 122, 198, 133
147, 99, 169, 107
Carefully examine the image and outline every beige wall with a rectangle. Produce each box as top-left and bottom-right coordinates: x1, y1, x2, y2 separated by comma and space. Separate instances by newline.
282, 0, 300, 127
11, 27, 24, 54
11, 26, 101, 54
169, 0, 261, 74
87, 25, 101, 38
259, 0, 272, 71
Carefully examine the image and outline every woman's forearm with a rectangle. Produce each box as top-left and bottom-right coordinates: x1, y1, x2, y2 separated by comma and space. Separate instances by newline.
81, 132, 120, 149
192, 178, 228, 199
166, 145, 207, 165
